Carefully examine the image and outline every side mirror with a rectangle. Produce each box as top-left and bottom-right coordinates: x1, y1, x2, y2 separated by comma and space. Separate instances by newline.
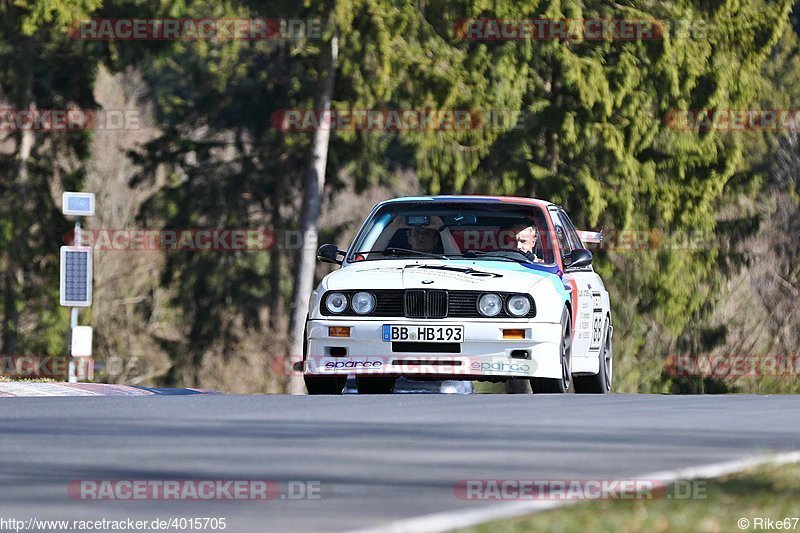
317, 244, 344, 265
565, 248, 593, 269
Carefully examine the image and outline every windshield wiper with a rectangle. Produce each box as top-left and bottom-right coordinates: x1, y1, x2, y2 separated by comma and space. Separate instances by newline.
461, 250, 533, 264
351, 247, 449, 260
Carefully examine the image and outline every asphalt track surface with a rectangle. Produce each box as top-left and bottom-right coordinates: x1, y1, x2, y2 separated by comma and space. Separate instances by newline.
2, 394, 800, 532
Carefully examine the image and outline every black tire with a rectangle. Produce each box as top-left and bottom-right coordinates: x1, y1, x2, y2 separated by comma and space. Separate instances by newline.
304, 374, 347, 395
574, 318, 612, 394
530, 307, 572, 394
356, 376, 396, 394
505, 379, 532, 394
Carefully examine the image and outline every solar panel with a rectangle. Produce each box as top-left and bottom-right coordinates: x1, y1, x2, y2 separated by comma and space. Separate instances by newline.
60, 247, 92, 306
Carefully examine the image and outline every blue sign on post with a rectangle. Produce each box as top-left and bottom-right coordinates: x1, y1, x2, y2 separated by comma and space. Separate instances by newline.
62, 192, 95, 216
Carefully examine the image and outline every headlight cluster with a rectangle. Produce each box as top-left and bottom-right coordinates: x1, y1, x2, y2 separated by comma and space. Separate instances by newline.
477, 294, 502, 317
323, 290, 533, 317
324, 291, 376, 315
351, 292, 376, 314
507, 295, 532, 316
477, 293, 532, 317
325, 292, 348, 314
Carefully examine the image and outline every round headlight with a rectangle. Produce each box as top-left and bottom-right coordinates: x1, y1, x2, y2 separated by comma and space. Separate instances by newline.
477, 293, 502, 317
325, 292, 348, 314
351, 291, 376, 315
507, 295, 531, 317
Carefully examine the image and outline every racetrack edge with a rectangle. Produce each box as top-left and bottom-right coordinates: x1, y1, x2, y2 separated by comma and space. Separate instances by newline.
347, 449, 800, 533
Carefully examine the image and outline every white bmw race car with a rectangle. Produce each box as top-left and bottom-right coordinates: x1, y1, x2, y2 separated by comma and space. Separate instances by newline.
303, 196, 612, 395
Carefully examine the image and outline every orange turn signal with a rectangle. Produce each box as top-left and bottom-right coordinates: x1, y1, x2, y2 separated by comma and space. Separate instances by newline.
502, 329, 526, 340
328, 326, 351, 338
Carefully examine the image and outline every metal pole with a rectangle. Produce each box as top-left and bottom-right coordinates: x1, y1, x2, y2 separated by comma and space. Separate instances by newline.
68, 307, 78, 382
74, 218, 81, 247
67, 218, 82, 383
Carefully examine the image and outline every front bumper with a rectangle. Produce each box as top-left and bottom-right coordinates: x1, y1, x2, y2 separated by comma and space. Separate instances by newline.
304, 318, 562, 379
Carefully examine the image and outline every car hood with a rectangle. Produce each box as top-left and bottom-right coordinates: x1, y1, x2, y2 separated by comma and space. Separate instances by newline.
322, 259, 560, 293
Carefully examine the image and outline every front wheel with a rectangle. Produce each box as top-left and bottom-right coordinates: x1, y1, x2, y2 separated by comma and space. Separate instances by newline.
505, 379, 532, 394
574, 318, 612, 394
356, 376, 396, 394
304, 375, 347, 395
530, 307, 572, 394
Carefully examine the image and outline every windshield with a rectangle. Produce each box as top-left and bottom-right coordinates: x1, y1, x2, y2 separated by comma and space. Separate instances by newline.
348, 201, 556, 265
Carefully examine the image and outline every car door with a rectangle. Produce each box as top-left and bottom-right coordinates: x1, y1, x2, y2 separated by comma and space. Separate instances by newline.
550, 207, 604, 361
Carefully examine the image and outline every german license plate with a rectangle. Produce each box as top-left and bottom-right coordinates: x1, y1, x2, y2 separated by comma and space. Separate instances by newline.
382, 325, 464, 343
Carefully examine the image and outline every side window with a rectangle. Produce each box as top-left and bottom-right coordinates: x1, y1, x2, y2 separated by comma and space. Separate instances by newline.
558, 210, 584, 251
550, 209, 572, 258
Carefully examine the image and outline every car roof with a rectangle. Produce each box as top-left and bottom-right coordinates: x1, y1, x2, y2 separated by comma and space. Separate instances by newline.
379, 195, 555, 210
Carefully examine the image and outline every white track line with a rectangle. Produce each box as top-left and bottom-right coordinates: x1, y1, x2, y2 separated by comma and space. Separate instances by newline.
350, 450, 800, 533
